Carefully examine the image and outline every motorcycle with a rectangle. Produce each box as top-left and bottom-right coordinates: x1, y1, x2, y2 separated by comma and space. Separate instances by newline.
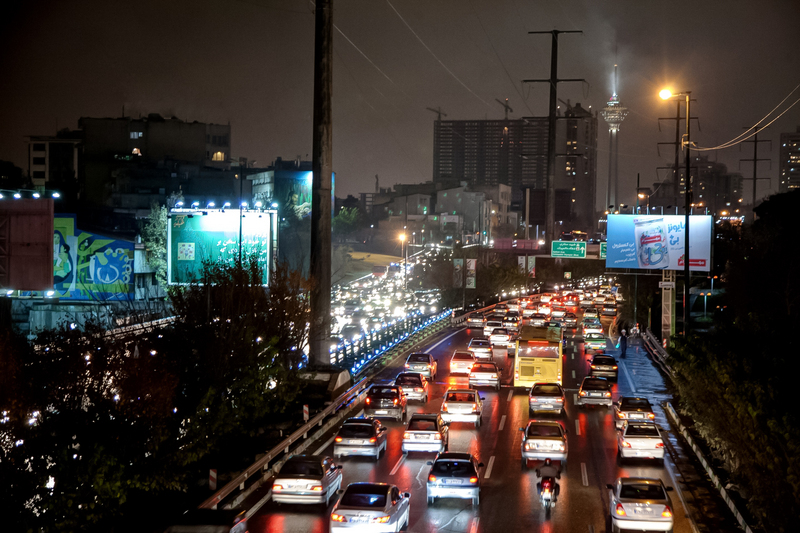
538, 477, 558, 511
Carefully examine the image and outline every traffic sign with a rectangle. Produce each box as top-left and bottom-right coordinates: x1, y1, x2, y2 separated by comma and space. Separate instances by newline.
659, 281, 675, 289
600, 242, 607, 259
551, 241, 587, 258
564, 272, 572, 279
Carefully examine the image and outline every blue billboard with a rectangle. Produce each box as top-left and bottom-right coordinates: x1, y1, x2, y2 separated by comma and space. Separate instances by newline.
605, 214, 712, 271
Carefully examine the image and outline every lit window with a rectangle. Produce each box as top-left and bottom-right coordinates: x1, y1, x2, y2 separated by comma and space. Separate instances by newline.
212, 151, 225, 161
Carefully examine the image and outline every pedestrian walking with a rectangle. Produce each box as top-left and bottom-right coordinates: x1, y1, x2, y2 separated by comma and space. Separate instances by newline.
618, 328, 628, 358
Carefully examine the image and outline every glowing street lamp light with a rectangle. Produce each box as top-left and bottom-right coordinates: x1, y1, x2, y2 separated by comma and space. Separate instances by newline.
207, 201, 215, 208
191, 201, 200, 208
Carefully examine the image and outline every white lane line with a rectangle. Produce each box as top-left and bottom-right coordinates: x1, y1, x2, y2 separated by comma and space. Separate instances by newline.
484, 456, 496, 479
575, 419, 581, 436
588, 525, 595, 533
619, 359, 637, 393
581, 462, 589, 486
245, 489, 272, 518
507, 389, 514, 402
469, 517, 480, 533
390, 455, 405, 475
571, 370, 576, 379
571, 352, 574, 360
573, 393, 578, 404
313, 435, 336, 456
499, 415, 506, 431
424, 328, 465, 352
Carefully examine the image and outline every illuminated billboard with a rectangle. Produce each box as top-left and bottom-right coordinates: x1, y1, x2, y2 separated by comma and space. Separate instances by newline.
167, 209, 277, 284
605, 214, 712, 271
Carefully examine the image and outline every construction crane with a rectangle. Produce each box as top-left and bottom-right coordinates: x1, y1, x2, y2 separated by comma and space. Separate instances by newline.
426, 107, 447, 121
495, 98, 513, 119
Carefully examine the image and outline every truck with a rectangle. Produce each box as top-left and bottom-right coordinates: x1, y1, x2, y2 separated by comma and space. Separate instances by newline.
513, 324, 564, 388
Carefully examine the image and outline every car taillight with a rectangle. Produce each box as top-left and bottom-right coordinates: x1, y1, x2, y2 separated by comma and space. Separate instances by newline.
369, 437, 377, 443
558, 444, 565, 452
648, 413, 656, 419
272, 484, 283, 491
491, 374, 498, 379
469, 477, 478, 484
372, 516, 391, 523
335, 436, 343, 443
366, 397, 371, 405
555, 397, 564, 402
442, 403, 448, 412
617, 412, 626, 418
612, 365, 618, 370
661, 505, 672, 518
311, 485, 323, 492
414, 387, 423, 392
604, 392, 612, 398
590, 365, 597, 369
620, 439, 631, 448
656, 442, 665, 448
433, 433, 442, 440
403, 432, 410, 439
428, 474, 437, 483
405, 363, 410, 368
579, 390, 587, 396
515, 372, 519, 379
615, 503, 627, 516
331, 513, 347, 522
524, 441, 532, 450
393, 398, 398, 405
471, 403, 478, 412
427, 364, 432, 369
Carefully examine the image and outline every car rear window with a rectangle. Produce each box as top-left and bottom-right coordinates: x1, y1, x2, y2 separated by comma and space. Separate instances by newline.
491, 329, 508, 335
594, 356, 616, 365
471, 341, 490, 348
532, 384, 562, 395
280, 460, 323, 477
369, 387, 399, 396
445, 392, 476, 402
472, 364, 496, 372
619, 483, 666, 500
395, 375, 422, 386
452, 352, 474, 360
431, 460, 476, 477
407, 354, 429, 363
407, 418, 438, 431
625, 425, 659, 437
527, 424, 563, 437
582, 378, 611, 390
340, 487, 387, 508
621, 398, 651, 409
486, 321, 503, 327
339, 424, 375, 438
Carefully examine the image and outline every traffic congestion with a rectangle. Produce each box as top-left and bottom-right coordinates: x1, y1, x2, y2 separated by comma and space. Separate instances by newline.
251, 282, 688, 533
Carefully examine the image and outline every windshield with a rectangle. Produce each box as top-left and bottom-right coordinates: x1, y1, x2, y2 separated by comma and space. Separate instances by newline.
491, 329, 508, 335
339, 425, 375, 438
445, 392, 476, 402
407, 354, 429, 363
407, 418, 438, 431
471, 341, 490, 348
395, 375, 421, 386
620, 483, 666, 500
526, 424, 562, 438
621, 398, 651, 409
340, 487, 387, 508
431, 460, 476, 477
452, 352, 474, 361
582, 378, 611, 390
594, 357, 616, 365
625, 425, 659, 437
369, 387, 399, 396
471, 364, 496, 372
532, 384, 562, 395
280, 460, 323, 477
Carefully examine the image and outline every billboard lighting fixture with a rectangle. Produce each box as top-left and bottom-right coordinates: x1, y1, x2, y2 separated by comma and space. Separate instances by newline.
32, 192, 41, 198
6, 290, 13, 296
271, 202, 279, 208
207, 202, 215, 208
191, 201, 200, 208
13, 193, 21, 199
255, 201, 263, 208
52, 192, 61, 198
45, 290, 55, 297
175, 201, 184, 207
241, 201, 248, 208
223, 202, 231, 208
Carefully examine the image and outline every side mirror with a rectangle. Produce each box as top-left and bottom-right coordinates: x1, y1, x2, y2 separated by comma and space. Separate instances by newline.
498, 368, 504, 372
337, 489, 345, 495
379, 427, 388, 433
478, 462, 485, 468
404, 492, 411, 498
605, 484, 614, 490
665, 486, 674, 492
519, 427, 525, 431
426, 460, 433, 465
480, 396, 486, 401
336, 465, 343, 470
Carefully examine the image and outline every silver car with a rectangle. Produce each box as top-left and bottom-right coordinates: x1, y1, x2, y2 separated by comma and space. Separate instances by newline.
402, 413, 448, 454
617, 422, 666, 463
404, 352, 437, 380
333, 418, 388, 461
468, 338, 493, 360
576, 377, 613, 407
426, 452, 484, 506
528, 382, 565, 415
519, 420, 568, 468
440, 388, 483, 428
483, 319, 503, 338
272, 455, 343, 506
394, 372, 429, 403
329, 483, 410, 533
468, 361, 502, 391
606, 477, 674, 533
449, 350, 476, 375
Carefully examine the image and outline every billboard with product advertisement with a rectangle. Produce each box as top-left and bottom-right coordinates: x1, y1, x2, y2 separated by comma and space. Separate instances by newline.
605, 214, 712, 271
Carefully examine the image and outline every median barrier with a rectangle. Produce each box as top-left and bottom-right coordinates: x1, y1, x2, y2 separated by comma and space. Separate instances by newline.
642, 328, 674, 377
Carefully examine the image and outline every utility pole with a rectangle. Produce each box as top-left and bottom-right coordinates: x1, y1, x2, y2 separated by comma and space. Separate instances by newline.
309, 0, 333, 367
495, 98, 513, 120
658, 101, 697, 206
739, 125, 771, 216
524, 30, 584, 247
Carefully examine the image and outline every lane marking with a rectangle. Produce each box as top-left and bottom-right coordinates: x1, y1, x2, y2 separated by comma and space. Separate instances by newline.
424, 328, 466, 352
499, 415, 506, 431
245, 488, 273, 518
573, 393, 578, 404
588, 525, 595, 533
313, 436, 336, 456
619, 359, 637, 393
484, 456, 496, 479
575, 419, 581, 436
507, 389, 514, 402
390, 455, 406, 475
469, 517, 480, 533
571, 352, 574, 360
571, 370, 576, 379
581, 462, 589, 486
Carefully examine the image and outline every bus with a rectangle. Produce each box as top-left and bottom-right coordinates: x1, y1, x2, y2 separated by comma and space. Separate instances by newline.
372, 265, 388, 277
513, 324, 564, 388
559, 230, 588, 242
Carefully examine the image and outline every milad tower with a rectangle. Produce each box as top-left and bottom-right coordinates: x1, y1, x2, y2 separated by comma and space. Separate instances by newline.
601, 65, 629, 212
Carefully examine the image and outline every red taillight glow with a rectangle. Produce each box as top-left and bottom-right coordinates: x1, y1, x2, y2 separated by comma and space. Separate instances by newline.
615, 503, 627, 516
442, 403, 448, 412
335, 436, 343, 443
414, 387, 423, 392
393, 398, 398, 405
555, 397, 564, 402
612, 365, 618, 370
428, 474, 437, 482
433, 433, 442, 440
656, 442, 665, 448
372, 516, 391, 523
579, 390, 587, 396
648, 413, 656, 419
272, 484, 283, 491
617, 412, 626, 418
311, 485, 323, 492
604, 392, 612, 398
405, 363, 410, 368
366, 397, 371, 405
369, 437, 377, 443
662, 505, 672, 518
331, 513, 347, 522
471, 403, 478, 412
469, 476, 478, 484
403, 432, 411, 439
620, 439, 631, 448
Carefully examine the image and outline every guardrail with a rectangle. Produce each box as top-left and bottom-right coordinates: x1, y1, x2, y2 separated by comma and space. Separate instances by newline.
199, 310, 453, 511
665, 403, 754, 533
642, 328, 674, 378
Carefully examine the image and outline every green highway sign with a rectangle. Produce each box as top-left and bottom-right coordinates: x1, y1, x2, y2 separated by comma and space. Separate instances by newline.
600, 242, 607, 259
551, 241, 587, 258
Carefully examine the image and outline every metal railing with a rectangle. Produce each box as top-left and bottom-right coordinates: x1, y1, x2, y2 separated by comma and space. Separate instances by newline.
642, 328, 674, 378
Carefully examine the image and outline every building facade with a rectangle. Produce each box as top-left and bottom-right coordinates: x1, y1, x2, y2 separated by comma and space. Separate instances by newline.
779, 127, 800, 193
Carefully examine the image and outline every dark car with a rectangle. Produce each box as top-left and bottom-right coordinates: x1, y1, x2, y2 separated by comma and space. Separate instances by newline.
365, 385, 407, 421
394, 372, 429, 403
589, 354, 619, 381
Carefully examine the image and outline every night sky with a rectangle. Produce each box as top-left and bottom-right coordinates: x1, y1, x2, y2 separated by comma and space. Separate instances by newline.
1, 0, 798, 209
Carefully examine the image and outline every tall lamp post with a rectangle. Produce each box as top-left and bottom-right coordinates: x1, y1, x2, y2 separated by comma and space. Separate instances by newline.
660, 89, 692, 336
399, 233, 407, 290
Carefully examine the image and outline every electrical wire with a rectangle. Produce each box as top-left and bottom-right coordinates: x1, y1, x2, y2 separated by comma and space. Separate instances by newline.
385, 0, 493, 110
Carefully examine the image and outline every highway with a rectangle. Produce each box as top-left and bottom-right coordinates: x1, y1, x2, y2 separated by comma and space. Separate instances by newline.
250, 316, 693, 533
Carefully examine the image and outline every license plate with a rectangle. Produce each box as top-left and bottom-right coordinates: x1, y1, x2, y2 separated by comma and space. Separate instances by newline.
589, 392, 601, 397
375, 410, 388, 414
630, 414, 644, 418
349, 440, 365, 445
443, 478, 462, 485
539, 404, 553, 408
633, 508, 651, 515
350, 516, 370, 523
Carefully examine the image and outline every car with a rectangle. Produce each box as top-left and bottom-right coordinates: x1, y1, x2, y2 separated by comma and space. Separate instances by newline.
579, 296, 594, 308
493, 303, 509, 314
528, 382, 565, 415
466, 313, 486, 329
519, 420, 568, 468
563, 312, 578, 328
440, 388, 483, 427
365, 385, 408, 421
483, 318, 504, 338
530, 313, 548, 327
163, 509, 247, 533
617, 422, 666, 463
614, 397, 656, 429
468, 361, 502, 391
333, 417, 388, 460
606, 477, 674, 533
584, 332, 607, 354
402, 413, 449, 454
467, 338, 493, 360
488, 327, 512, 348
550, 308, 566, 319
272, 455, 343, 506
582, 319, 603, 336
537, 304, 551, 316
502, 314, 521, 332
394, 372, 429, 403
330, 482, 410, 532
521, 304, 536, 317
601, 303, 617, 316
404, 352, 437, 380
426, 452, 484, 506
589, 354, 619, 381
583, 308, 599, 319
339, 324, 363, 342
449, 350, 476, 375
576, 377, 613, 407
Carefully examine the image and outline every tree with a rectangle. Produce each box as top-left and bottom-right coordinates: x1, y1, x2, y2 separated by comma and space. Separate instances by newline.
332, 207, 362, 242
141, 201, 168, 290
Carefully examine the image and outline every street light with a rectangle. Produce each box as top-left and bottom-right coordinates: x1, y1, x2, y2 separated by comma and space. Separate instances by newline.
660, 88, 693, 336
399, 233, 407, 290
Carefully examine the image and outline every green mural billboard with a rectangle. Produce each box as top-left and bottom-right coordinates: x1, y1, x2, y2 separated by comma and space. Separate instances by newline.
167, 209, 277, 284
53, 216, 135, 301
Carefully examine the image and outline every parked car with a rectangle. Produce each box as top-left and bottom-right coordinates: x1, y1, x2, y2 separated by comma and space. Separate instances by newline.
606, 477, 674, 533
365, 385, 407, 421
528, 382, 565, 416
394, 372, 429, 403
426, 452, 484, 506
576, 377, 613, 408
519, 420, 568, 469
402, 413, 449, 454
449, 350, 476, 375
404, 352, 437, 380
613, 397, 656, 429
271, 455, 343, 506
330, 482, 410, 532
617, 422, 666, 464
333, 417, 388, 460
440, 388, 483, 428
589, 354, 619, 381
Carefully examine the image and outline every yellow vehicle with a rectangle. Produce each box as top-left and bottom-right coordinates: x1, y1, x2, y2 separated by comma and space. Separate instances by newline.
513, 325, 564, 387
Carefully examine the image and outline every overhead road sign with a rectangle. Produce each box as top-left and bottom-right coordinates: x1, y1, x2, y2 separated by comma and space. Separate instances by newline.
551, 241, 587, 258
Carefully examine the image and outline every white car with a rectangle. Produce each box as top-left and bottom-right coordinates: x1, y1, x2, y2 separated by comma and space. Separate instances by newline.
468, 361, 502, 391
583, 308, 599, 319
440, 388, 483, 427
606, 478, 674, 533
330, 482, 410, 532
272, 455, 343, 506
489, 327, 512, 348
618, 422, 666, 463
467, 338, 493, 360
449, 350, 476, 375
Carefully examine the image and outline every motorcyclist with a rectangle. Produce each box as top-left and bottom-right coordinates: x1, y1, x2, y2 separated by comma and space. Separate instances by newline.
535, 458, 561, 503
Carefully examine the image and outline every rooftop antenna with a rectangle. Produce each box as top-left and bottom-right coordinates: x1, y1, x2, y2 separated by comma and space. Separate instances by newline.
495, 98, 513, 120
426, 107, 447, 121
